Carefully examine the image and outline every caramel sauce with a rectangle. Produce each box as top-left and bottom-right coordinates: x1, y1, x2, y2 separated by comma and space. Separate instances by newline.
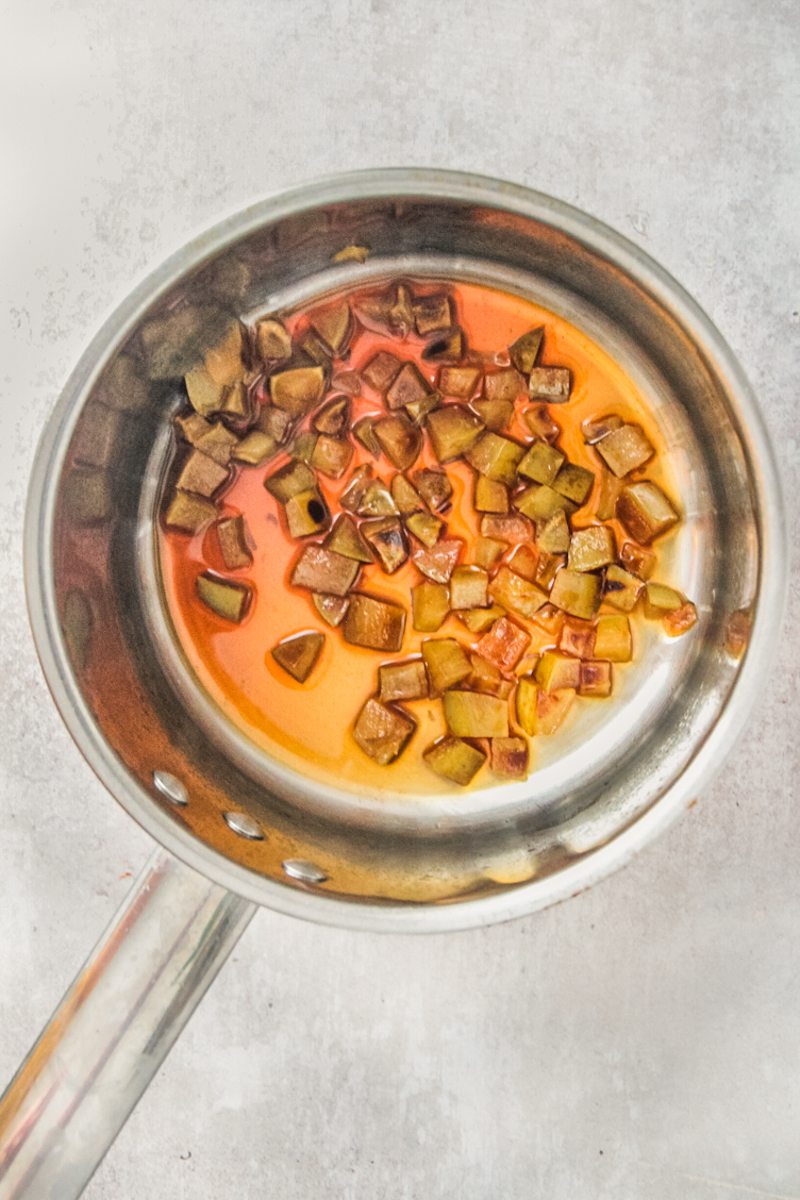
158, 281, 674, 796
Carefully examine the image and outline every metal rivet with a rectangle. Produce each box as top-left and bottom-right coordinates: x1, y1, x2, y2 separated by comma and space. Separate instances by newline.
223, 811, 264, 840
153, 770, 188, 806
282, 859, 327, 884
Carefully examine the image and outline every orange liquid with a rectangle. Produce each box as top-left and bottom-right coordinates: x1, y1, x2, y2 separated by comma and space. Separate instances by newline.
158, 281, 673, 796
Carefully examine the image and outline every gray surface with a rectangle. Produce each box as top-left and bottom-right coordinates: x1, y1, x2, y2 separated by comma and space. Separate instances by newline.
1, 1, 798, 1196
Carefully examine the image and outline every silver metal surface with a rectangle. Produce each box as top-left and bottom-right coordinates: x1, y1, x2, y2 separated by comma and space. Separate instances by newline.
152, 769, 188, 806
223, 812, 264, 841
21, 168, 786, 930
282, 860, 328, 885
0, 848, 255, 1199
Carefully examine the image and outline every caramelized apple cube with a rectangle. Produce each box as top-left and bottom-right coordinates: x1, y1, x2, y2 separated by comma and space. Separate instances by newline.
353, 698, 416, 765
194, 420, 239, 465
465, 652, 510, 697
603, 564, 642, 611
474, 536, 506, 570
412, 537, 463, 583
176, 451, 229, 498
532, 603, 564, 637
196, 572, 251, 623
362, 517, 408, 573
443, 690, 509, 738
324, 514, 375, 562
426, 405, 484, 461
164, 491, 217, 534
312, 593, 350, 628
595, 469, 622, 521
411, 582, 450, 633
579, 659, 612, 697
412, 293, 452, 335
353, 417, 382, 458
374, 413, 422, 470
537, 509, 570, 553
528, 366, 571, 402
311, 435, 354, 479
489, 566, 547, 620
185, 365, 226, 418
480, 513, 534, 544
553, 462, 595, 505
535, 651, 580, 692
518, 441, 565, 486
515, 676, 538, 735
449, 566, 489, 610
230, 431, 276, 466
616, 482, 678, 543
582, 414, 623, 444
313, 395, 350, 435
465, 433, 525, 486
310, 300, 352, 355
484, 368, 522, 403
476, 617, 531, 671
619, 540, 657, 580
271, 631, 325, 683
549, 569, 601, 619
490, 737, 529, 778
421, 329, 465, 363
362, 351, 402, 393
256, 404, 293, 444
270, 365, 327, 417
536, 687, 576, 734
254, 317, 292, 363
378, 658, 429, 703
458, 604, 506, 634
558, 619, 596, 659
595, 424, 654, 477
534, 551, 565, 590
285, 490, 331, 539
423, 737, 486, 786
471, 398, 514, 431
568, 526, 616, 572
507, 544, 539, 581
514, 484, 575, 521
357, 479, 398, 517
391, 473, 425, 515
344, 593, 406, 651
664, 601, 698, 637
438, 365, 482, 398
405, 511, 444, 547
264, 460, 316, 503
509, 327, 544, 374
288, 431, 318, 463
291, 546, 360, 596
593, 615, 632, 662
421, 638, 471, 693
413, 468, 452, 512
404, 389, 442, 425
216, 514, 252, 570
386, 362, 431, 411
643, 582, 685, 616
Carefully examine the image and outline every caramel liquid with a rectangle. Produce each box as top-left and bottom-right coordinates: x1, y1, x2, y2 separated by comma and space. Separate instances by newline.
158, 281, 673, 796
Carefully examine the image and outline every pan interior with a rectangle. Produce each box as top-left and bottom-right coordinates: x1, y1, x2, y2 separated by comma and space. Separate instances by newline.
39, 180, 763, 913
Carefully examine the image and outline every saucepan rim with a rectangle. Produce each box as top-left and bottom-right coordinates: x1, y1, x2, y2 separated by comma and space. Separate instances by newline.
23, 167, 788, 932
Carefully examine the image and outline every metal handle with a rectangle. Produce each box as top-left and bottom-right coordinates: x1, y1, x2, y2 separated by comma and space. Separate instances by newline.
0, 846, 256, 1198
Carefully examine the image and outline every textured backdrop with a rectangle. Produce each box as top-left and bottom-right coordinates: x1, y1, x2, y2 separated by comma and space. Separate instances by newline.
1, 1, 799, 1197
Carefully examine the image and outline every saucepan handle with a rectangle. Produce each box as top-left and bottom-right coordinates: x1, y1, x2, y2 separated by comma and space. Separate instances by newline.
0, 846, 256, 1198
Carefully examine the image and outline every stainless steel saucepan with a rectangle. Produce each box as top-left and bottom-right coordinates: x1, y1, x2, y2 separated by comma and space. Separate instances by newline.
0, 169, 786, 1198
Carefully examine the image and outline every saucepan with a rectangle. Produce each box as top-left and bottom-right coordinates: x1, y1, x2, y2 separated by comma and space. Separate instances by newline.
0, 169, 786, 1198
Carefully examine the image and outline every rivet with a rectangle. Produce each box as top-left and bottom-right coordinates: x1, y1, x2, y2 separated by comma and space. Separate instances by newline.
153, 770, 188, 806
282, 859, 327, 884
223, 811, 264, 840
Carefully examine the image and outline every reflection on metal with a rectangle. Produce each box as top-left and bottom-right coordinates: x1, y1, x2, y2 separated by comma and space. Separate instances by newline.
223, 810, 263, 840
282, 859, 327, 884
153, 769, 188, 806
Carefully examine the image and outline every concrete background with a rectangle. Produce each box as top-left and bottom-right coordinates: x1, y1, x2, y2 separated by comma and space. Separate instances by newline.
1, 1, 799, 1196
